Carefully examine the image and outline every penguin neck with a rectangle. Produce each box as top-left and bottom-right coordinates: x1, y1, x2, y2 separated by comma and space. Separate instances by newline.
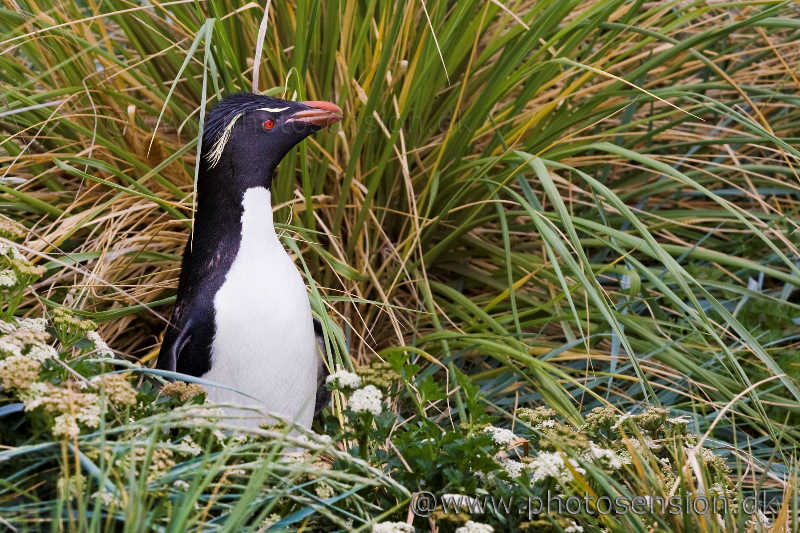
191, 166, 280, 268
237, 186, 281, 251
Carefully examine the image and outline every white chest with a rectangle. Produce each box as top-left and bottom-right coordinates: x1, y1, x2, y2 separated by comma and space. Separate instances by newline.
205, 187, 318, 429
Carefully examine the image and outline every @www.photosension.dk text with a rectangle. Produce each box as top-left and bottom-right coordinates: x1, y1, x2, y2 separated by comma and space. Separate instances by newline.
410, 491, 776, 519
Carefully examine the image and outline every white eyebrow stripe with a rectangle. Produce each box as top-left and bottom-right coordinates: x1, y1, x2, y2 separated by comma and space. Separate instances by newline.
257, 106, 289, 112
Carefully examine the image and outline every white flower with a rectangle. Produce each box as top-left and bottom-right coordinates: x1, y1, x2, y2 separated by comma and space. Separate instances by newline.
527, 451, 585, 484
18, 317, 47, 332
349, 385, 383, 415
177, 436, 202, 456
0, 354, 41, 389
564, 522, 584, 533
0, 338, 23, 357
315, 481, 334, 499
583, 441, 624, 469
455, 521, 494, 533
372, 522, 414, 533
76, 397, 102, 427
498, 457, 524, 478
536, 419, 557, 429
92, 490, 121, 507
173, 480, 190, 490
20, 382, 50, 410
0, 269, 17, 287
87, 330, 114, 357
325, 369, 362, 389
25, 343, 57, 361
483, 425, 518, 445
53, 414, 80, 439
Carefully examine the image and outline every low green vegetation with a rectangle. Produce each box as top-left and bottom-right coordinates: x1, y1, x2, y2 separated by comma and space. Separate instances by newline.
0, 269, 773, 531
2, 0, 799, 531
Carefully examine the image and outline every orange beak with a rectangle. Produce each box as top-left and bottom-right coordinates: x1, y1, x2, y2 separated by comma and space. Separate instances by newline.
287, 100, 343, 127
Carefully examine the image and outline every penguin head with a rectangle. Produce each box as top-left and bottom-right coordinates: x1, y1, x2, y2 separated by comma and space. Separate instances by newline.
201, 93, 342, 189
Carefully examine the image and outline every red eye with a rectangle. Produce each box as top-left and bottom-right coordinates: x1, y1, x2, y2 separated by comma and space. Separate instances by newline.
263, 119, 275, 130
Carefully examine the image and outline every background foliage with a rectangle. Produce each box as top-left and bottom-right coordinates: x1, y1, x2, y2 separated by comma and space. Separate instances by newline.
2, 0, 800, 530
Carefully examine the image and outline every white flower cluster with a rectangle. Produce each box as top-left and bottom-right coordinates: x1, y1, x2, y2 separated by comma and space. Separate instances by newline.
527, 451, 586, 484
0, 316, 54, 364
492, 446, 588, 482
372, 521, 414, 533
325, 368, 362, 389
92, 489, 122, 507
25, 342, 57, 361
349, 385, 383, 415
18, 317, 47, 332
564, 521, 584, 533
498, 457, 524, 478
53, 414, 81, 439
46, 395, 102, 439
483, 425, 518, 445
87, 330, 114, 357
88, 374, 134, 404
583, 441, 625, 469
455, 520, 494, 533
0, 337, 21, 357
0, 354, 41, 389
0, 269, 17, 287
176, 435, 202, 456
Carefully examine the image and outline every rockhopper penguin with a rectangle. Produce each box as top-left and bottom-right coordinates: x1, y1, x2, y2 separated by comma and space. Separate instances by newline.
157, 93, 342, 429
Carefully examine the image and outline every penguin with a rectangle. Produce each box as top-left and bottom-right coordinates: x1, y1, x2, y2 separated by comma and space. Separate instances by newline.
157, 93, 341, 429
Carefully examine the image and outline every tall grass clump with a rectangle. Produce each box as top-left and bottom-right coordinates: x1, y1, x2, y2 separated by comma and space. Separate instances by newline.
2, 0, 800, 530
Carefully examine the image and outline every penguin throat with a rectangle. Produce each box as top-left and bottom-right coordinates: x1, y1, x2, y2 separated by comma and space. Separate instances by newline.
239, 187, 279, 249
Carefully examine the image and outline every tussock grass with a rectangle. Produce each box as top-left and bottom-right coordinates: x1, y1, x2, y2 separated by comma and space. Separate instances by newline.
2, 0, 800, 530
